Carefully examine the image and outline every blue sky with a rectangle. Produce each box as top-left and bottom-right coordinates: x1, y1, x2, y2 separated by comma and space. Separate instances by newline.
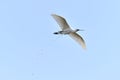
0, 0, 120, 80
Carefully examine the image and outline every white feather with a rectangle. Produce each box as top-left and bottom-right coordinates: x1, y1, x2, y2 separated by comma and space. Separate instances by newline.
51, 14, 86, 49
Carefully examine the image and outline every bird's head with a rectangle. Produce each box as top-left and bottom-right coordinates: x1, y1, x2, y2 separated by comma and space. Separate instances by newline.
75, 29, 84, 32
76, 29, 80, 31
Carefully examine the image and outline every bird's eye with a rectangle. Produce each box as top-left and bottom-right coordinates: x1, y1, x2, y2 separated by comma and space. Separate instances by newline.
77, 29, 80, 31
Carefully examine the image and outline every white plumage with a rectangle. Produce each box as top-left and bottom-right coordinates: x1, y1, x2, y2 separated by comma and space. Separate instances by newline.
51, 14, 86, 49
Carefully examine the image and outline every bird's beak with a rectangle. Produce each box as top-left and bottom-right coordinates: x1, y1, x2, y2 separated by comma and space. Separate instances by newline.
79, 29, 84, 31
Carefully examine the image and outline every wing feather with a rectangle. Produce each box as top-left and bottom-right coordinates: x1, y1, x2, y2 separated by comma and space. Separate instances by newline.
51, 14, 70, 30
69, 32, 86, 49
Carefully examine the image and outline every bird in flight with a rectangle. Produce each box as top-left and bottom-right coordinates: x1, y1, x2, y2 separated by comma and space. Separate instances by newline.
51, 14, 86, 49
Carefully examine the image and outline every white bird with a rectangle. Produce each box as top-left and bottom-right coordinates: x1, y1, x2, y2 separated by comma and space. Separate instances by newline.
51, 14, 86, 49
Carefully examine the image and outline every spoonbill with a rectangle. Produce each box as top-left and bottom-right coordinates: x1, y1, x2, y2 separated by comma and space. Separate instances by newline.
51, 14, 86, 49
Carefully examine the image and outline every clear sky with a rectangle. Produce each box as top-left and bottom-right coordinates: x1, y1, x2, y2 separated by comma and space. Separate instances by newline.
0, 0, 120, 80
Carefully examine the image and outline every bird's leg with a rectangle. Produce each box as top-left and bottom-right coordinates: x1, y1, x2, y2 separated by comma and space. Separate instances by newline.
53, 31, 63, 34
53, 32, 59, 34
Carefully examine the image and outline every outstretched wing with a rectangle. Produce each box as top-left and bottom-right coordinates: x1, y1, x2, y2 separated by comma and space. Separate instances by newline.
69, 32, 86, 49
51, 14, 71, 30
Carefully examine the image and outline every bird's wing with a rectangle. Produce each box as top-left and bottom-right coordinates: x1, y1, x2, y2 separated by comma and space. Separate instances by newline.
69, 32, 86, 49
51, 14, 71, 30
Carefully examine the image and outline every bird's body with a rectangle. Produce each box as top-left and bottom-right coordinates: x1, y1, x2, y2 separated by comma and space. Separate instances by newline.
54, 29, 79, 34
51, 14, 86, 49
